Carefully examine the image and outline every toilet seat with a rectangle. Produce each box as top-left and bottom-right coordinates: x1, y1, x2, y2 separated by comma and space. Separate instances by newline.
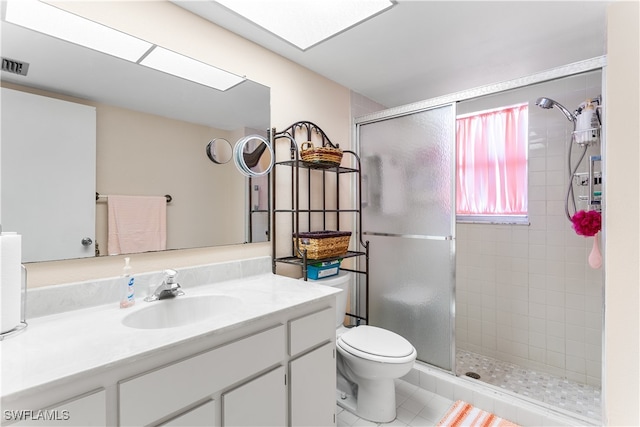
337, 325, 416, 364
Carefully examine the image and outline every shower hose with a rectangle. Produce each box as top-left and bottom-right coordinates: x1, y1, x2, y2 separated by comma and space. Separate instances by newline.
565, 132, 589, 222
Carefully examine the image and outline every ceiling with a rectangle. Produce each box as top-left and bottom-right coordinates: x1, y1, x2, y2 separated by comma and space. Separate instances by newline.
173, 0, 611, 108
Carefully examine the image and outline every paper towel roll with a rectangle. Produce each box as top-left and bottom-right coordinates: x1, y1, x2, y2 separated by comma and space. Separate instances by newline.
1, 232, 23, 334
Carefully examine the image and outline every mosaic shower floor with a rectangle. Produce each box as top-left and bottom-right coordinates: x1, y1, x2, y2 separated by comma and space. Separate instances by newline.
456, 349, 601, 420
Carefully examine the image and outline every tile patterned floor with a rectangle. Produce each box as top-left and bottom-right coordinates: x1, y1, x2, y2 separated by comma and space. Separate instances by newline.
336, 380, 453, 427
455, 349, 602, 420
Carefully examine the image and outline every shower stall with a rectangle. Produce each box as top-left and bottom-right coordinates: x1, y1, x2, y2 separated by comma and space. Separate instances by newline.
354, 65, 604, 422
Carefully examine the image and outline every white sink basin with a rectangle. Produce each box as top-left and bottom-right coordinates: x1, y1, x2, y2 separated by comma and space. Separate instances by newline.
122, 295, 242, 329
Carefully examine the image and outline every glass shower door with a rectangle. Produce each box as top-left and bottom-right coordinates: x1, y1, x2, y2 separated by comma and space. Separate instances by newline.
357, 104, 456, 371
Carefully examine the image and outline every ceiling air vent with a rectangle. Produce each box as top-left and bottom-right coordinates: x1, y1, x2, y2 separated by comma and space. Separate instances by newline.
1, 57, 29, 76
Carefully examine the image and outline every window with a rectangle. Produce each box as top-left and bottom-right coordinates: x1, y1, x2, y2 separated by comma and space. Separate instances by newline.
456, 103, 528, 223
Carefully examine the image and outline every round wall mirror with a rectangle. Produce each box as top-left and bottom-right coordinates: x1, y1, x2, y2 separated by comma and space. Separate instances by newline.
233, 135, 273, 177
206, 138, 233, 164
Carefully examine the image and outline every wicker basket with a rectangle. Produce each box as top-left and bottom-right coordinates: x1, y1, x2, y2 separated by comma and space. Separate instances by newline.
294, 231, 351, 259
300, 142, 343, 168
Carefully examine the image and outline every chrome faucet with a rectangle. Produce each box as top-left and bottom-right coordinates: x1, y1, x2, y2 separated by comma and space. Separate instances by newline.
144, 269, 184, 302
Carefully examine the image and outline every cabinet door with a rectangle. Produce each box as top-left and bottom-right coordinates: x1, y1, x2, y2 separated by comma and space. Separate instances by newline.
11, 389, 106, 427
222, 366, 286, 426
160, 399, 215, 427
290, 342, 336, 426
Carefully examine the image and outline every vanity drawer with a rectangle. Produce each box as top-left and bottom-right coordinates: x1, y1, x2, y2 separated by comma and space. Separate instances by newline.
289, 307, 334, 356
119, 324, 285, 426
11, 389, 106, 427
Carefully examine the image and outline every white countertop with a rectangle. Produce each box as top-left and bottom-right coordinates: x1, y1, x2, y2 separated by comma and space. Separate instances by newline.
1, 273, 339, 400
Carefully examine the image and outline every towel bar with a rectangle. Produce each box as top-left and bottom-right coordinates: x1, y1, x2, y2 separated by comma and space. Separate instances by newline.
96, 192, 172, 203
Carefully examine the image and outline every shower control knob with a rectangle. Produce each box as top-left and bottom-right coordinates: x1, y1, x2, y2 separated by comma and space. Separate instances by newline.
81, 237, 93, 246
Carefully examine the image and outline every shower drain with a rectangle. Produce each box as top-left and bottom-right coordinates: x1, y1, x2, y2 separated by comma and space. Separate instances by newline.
465, 372, 481, 380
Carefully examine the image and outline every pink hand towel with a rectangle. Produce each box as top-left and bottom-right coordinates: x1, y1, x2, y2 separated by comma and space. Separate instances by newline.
107, 195, 167, 255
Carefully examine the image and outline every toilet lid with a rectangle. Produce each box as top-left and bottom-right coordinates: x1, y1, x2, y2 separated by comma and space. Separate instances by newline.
338, 325, 414, 358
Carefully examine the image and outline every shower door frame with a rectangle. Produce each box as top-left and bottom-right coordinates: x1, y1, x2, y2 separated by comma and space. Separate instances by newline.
353, 55, 607, 377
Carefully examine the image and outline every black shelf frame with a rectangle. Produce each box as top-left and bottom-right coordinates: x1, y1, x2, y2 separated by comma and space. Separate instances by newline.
270, 121, 369, 324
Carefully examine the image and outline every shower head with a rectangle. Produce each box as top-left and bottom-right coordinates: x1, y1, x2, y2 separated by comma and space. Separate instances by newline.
535, 97, 555, 109
535, 97, 576, 122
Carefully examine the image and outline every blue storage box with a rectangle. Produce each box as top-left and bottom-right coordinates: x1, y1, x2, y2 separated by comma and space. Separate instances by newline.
307, 259, 342, 280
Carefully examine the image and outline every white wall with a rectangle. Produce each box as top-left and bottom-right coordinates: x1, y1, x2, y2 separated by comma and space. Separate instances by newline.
604, 2, 640, 426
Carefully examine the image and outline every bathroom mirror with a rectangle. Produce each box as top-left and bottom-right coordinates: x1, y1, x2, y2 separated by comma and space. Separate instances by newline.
206, 138, 234, 165
234, 135, 274, 177
0, 19, 271, 262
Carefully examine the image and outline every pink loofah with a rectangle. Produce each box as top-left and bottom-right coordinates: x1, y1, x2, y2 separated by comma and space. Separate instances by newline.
571, 210, 602, 237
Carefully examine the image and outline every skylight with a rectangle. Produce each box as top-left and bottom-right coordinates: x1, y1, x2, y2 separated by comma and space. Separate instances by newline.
215, 0, 395, 50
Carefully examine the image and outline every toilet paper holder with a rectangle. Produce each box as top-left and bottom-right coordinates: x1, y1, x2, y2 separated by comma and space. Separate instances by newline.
0, 265, 28, 340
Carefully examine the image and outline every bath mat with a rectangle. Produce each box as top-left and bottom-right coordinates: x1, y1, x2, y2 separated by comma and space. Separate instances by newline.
437, 400, 520, 427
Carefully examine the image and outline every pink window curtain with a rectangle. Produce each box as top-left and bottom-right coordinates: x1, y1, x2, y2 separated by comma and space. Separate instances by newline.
456, 104, 528, 215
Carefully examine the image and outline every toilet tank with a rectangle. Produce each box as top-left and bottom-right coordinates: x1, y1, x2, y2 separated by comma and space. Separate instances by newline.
308, 271, 350, 328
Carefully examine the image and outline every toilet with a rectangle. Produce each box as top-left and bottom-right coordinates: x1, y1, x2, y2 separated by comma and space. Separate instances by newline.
312, 272, 417, 423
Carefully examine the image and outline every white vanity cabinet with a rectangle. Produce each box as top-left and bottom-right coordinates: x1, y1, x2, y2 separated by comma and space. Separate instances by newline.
117, 308, 337, 427
1, 277, 339, 427
119, 325, 285, 426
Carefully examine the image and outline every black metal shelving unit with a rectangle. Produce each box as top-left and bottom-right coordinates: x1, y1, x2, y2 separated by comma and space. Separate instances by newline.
271, 121, 369, 325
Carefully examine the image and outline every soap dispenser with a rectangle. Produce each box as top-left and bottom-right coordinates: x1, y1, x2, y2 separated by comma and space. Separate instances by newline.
120, 257, 135, 308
